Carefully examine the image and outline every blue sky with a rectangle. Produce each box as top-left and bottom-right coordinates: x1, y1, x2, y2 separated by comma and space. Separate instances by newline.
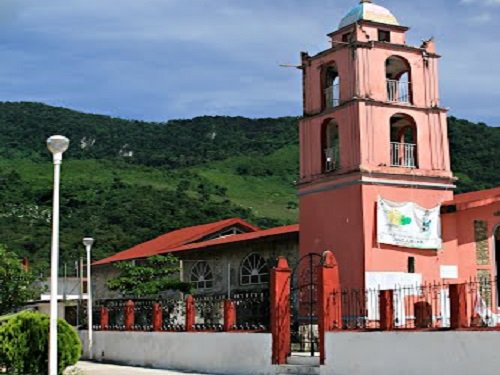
0, 0, 498, 125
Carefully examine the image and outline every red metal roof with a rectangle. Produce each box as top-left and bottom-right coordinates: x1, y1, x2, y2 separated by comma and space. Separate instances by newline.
93, 218, 260, 266
157, 223, 299, 256
443, 187, 500, 207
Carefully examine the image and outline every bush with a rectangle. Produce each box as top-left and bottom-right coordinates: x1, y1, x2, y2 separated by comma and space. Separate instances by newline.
0, 311, 81, 375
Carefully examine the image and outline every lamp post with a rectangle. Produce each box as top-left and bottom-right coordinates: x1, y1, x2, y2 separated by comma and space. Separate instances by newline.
82, 237, 94, 359
46, 135, 69, 375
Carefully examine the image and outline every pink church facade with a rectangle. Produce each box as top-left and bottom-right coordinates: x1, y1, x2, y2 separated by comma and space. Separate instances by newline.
298, 0, 500, 300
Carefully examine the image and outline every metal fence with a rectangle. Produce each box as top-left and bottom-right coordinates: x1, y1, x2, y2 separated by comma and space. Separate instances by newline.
330, 278, 500, 330
85, 290, 270, 333
233, 290, 269, 331
387, 79, 411, 103
390, 142, 416, 168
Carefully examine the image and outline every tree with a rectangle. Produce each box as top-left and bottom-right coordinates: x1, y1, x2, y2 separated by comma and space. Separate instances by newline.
0, 311, 81, 375
106, 254, 191, 297
0, 246, 37, 315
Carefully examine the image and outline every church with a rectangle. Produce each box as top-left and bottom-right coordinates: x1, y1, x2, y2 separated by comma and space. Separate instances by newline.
93, 0, 500, 306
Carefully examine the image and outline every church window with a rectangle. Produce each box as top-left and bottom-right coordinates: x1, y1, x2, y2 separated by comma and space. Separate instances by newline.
240, 253, 269, 285
378, 29, 391, 43
342, 32, 353, 43
190, 261, 213, 290
408, 257, 415, 274
386, 56, 412, 104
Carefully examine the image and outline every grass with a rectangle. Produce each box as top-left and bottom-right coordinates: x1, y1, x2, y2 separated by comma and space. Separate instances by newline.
0, 145, 299, 225
194, 145, 299, 223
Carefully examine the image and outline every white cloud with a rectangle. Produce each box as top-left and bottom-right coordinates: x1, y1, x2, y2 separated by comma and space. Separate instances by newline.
461, 0, 500, 5
0, 0, 498, 124
466, 12, 493, 24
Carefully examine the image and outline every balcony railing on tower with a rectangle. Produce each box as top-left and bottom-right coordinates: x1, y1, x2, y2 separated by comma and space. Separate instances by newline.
390, 142, 416, 168
324, 146, 339, 172
387, 79, 411, 103
324, 84, 340, 108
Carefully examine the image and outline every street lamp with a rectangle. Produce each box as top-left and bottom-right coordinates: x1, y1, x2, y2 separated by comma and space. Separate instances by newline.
47, 135, 69, 375
82, 237, 94, 360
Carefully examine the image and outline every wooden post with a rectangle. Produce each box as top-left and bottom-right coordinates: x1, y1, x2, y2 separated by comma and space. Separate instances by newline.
450, 283, 468, 329
270, 257, 291, 365
99, 306, 109, 331
185, 295, 195, 332
224, 300, 236, 332
379, 290, 394, 331
317, 250, 341, 365
152, 303, 163, 332
124, 300, 135, 331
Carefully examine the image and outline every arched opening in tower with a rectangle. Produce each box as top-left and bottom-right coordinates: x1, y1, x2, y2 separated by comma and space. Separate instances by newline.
322, 119, 340, 172
386, 56, 412, 104
323, 64, 340, 109
389, 113, 417, 168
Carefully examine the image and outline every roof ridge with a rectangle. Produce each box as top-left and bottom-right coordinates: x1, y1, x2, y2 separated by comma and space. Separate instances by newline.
93, 217, 260, 266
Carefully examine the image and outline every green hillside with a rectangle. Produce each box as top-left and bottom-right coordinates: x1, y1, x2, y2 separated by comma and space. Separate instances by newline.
0, 102, 498, 274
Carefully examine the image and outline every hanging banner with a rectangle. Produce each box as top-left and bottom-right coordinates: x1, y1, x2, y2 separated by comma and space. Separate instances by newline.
377, 197, 442, 249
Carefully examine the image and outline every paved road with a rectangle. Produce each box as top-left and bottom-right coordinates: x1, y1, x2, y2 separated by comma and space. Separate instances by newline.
77, 361, 210, 375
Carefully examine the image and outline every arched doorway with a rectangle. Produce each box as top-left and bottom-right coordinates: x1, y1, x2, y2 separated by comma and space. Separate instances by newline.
323, 64, 340, 109
389, 113, 417, 168
386, 56, 412, 103
321, 119, 340, 172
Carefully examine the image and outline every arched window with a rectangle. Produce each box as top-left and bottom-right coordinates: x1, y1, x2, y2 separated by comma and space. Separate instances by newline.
322, 119, 340, 172
386, 56, 412, 104
390, 113, 417, 168
323, 64, 340, 109
240, 253, 269, 285
190, 261, 213, 290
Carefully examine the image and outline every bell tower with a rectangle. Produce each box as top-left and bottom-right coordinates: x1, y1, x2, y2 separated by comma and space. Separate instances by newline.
298, 0, 455, 289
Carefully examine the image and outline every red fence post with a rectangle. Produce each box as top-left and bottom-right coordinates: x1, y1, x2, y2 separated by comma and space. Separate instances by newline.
152, 303, 163, 332
379, 290, 394, 331
100, 306, 109, 331
317, 250, 341, 365
185, 295, 195, 332
224, 300, 236, 332
450, 283, 468, 329
124, 300, 135, 331
270, 256, 291, 365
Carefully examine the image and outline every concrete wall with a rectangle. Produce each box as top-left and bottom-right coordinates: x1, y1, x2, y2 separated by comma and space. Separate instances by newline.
322, 331, 500, 375
80, 331, 274, 375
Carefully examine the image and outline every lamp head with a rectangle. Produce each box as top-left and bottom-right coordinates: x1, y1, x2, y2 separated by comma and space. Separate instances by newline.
47, 135, 70, 155
47, 135, 69, 163
83, 237, 95, 248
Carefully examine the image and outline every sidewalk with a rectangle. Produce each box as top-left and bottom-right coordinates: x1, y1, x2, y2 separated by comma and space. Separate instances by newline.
77, 361, 210, 375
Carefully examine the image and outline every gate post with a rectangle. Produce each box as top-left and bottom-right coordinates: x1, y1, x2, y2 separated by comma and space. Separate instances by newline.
224, 300, 236, 332
317, 250, 341, 365
124, 300, 135, 331
379, 290, 394, 331
185, 295, 196, 332
270, 257, 291, 365
152, 303, 163, 331
450, 283, 468, 329
100, 306, 109, 331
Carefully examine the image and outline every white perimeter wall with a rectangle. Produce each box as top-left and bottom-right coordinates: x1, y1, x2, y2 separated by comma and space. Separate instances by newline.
80, 331, 274, 375
323, 331, 500, 375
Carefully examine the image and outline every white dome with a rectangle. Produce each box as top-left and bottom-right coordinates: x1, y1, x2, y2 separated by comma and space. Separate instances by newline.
339, 1, 400, 29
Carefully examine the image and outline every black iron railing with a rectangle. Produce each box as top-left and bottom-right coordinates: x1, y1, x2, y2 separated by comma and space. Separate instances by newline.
86, 290, 270, 333
329, 278, 500, 330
